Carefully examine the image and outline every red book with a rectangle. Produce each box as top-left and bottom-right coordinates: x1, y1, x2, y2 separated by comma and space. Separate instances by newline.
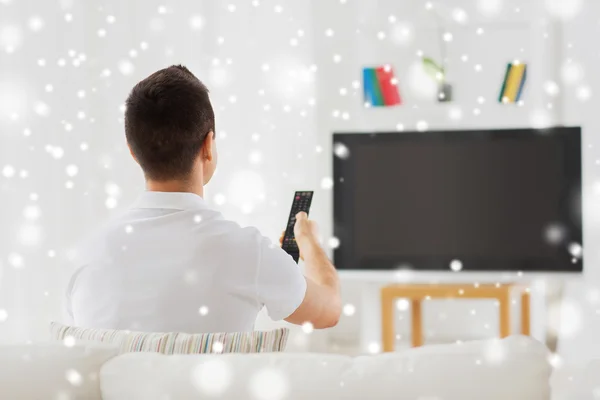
375, 66, 402, 106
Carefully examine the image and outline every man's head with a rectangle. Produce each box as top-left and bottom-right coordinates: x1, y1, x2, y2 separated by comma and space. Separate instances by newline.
125, 65, 217, 184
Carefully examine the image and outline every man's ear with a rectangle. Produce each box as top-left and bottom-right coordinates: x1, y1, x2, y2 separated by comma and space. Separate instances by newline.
128, 143, 138, 163
202, 131, 214, 162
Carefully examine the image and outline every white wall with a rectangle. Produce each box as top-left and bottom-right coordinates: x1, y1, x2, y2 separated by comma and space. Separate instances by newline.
554, 0, 600, 364
0, 0, 598, 362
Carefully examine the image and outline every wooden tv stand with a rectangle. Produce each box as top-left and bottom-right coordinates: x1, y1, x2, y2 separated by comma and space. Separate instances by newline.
380, 283, 531, 351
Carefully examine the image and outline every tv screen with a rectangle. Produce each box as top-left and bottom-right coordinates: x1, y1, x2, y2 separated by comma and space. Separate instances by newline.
333, 127, 582, 272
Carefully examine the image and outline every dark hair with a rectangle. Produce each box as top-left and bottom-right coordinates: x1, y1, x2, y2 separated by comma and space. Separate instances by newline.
125, 65, 215, 181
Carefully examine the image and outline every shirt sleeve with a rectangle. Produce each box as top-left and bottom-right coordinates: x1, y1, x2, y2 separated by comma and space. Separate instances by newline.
255, 234, 307, 321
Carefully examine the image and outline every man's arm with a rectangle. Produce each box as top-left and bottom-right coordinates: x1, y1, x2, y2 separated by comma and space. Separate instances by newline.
283, 212, 341, 329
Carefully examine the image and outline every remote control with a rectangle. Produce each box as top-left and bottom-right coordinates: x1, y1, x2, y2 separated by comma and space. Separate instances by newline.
281, 191, 314, 263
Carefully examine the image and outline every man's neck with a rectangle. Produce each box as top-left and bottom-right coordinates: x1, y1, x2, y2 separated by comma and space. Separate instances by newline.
146, 178, 204, 197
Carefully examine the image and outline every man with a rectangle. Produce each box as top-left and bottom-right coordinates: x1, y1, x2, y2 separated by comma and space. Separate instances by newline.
64, 65, 341, 333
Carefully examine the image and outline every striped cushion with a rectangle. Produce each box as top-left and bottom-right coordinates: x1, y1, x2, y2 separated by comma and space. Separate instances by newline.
49, 322, 289, 354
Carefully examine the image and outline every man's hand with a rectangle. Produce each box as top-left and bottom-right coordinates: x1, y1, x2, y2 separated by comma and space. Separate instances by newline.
279, 230, 302, 260
293, 212, 319, 245
279, 212, 319, 261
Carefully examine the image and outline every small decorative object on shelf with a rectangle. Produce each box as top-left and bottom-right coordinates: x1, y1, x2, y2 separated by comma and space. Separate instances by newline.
423, 57, 452, 102
421, 3, 458, 103
362, 65, 402, 107
438, 82, 453, 102
499, 61, 527, 104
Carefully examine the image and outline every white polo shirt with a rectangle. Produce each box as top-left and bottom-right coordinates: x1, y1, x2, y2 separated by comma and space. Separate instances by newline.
64, 191, 307, 333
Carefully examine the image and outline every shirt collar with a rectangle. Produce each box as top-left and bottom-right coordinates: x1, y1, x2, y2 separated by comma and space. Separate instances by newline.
132, 191, 208, 211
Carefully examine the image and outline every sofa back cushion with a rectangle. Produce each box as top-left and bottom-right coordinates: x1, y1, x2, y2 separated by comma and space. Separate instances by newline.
101, 352, 353, 399
50, 322, 289, 354
348, 335, 551, 400
99, 335, 551, 400
0, 342, 118, 400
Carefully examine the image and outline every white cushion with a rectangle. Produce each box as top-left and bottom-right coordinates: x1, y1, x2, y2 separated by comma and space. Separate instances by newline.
551, 360, 600, 400
347, 335, 551, 400
0, 342, 118, 400
100, 335, 551, 400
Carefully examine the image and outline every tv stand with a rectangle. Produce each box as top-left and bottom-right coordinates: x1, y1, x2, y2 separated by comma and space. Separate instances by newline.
380, 283, 530, 351
339, 270, 577, 353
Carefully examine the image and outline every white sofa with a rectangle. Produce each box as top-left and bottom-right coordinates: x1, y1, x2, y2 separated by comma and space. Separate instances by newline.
0, 335, 595, 399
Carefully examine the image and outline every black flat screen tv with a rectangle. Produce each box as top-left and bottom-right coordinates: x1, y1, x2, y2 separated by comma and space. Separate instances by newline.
333, 127, 582, 272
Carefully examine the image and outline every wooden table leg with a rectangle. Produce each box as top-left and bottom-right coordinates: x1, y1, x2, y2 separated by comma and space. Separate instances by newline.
499, 289, 511, 338
411, 299, 423, 347
521, 289, 531, 336
381, 292, 395, 352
